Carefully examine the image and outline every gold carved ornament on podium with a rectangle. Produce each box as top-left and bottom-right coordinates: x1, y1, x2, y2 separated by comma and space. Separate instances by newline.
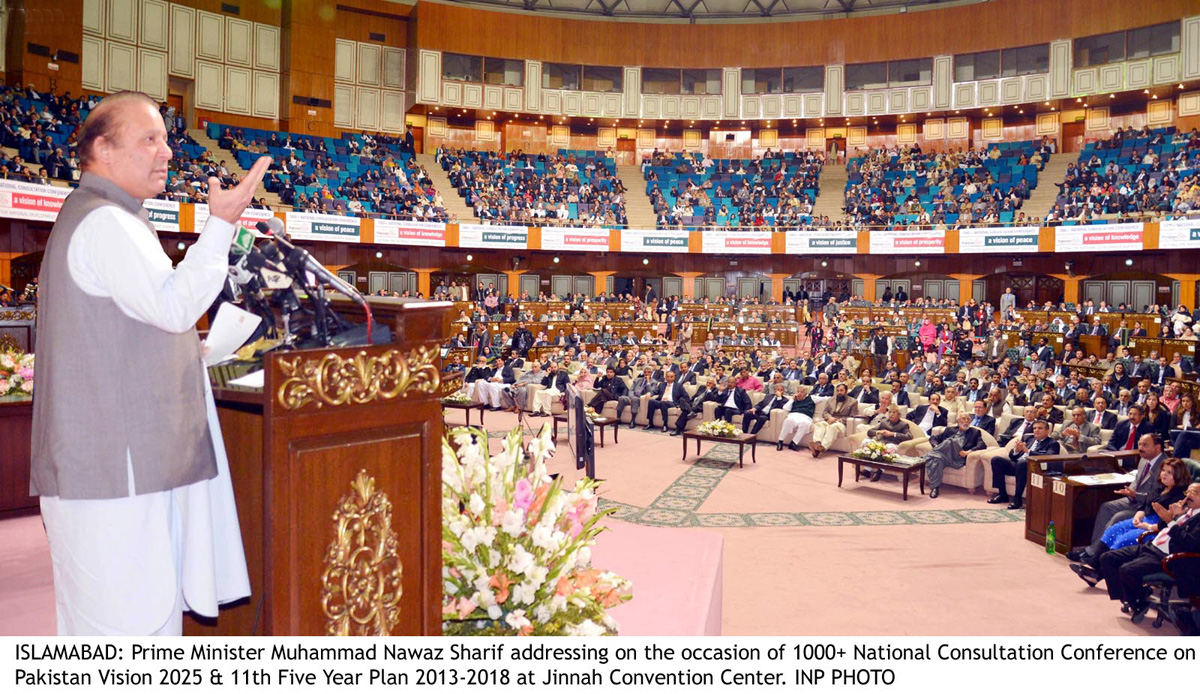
276, 347, 440, 410
321, 470, 404, 636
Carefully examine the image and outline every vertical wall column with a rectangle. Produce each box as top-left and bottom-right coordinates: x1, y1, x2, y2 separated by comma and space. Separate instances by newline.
951, 274, 979, 306
677, 272, 703, 300
1049, 39, 1072, 99
1051, 274, 1080, 305
413, 268, 438, 297
859, 274, 880, 302
823, 64, 844, 117
767, 274, 789, 304
932, 55, 952, 110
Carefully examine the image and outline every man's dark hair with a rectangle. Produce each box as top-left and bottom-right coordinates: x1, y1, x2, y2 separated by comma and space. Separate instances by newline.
76, 91, 159, 168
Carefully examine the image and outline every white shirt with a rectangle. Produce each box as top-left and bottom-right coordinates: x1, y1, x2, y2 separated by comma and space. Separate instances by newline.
724, 391, 739, 408
662, 385, 674, 403
919, 407, 936, 433
1152, 508, 1196, 554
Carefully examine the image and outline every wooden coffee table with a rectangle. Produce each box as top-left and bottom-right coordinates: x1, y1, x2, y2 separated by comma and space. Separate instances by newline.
682, 431, 758, 468
837, 455, 926, 501
442, 401, 485, 426
552, 414, 619, 446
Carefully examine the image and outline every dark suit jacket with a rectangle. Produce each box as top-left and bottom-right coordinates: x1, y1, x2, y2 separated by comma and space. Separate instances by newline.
714, 387, 753, 412
541, 371, 570, 391
1010, 436, 1060, 461
892, 389, 912, 407
999, 417, 1036, 445
968, 414, 997, 436
812, 383, 834, 398
907, 405, 948, 430
849, 385, 880, 406
1087, 409, 1119, 430
593, 376, 627, 398
753, 393, 790, 415
931, 425, 986, 451
654, 382, 692, 409
1103, 419, 1151, 451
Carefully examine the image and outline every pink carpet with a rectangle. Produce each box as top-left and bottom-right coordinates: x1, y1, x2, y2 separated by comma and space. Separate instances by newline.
0, 411, 1181, 635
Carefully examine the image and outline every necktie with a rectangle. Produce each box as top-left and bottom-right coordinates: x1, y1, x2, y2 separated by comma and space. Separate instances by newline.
1125, 425, 1137, 450
1094, 411, 1102, 425
971, 416, 980, 427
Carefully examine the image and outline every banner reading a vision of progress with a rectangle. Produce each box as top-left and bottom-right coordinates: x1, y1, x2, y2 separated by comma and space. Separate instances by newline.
784, 229, 859, 254
868, 229, 946, 254
374, 219, 447, 247
285, 210, 362, 243
1053, 222, 1143, 253
539, 227, 611, 252
1157, 219, 1200, 249
141, 199, 181, 232
458, 224, 529, 250
957, 226, 1041, 254
619, 228, 691, 253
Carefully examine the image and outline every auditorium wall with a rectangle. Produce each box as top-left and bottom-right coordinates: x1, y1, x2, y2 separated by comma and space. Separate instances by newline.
410, 0, 1193, 68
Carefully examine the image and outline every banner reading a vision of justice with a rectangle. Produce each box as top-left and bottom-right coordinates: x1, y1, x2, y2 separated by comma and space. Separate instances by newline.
619, 228, 691, 253
1053, 222, 1144, 253
457, 224, 529, 250
957, 226, 1041, 254
784, 229, 859, 254
285, 211, 362, 243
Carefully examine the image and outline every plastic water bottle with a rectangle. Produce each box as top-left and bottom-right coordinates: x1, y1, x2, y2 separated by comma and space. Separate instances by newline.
1046, 521, 1056, 555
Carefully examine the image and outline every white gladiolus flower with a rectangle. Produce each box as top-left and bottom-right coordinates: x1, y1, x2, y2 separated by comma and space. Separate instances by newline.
487, 605, 502, 620
468, 493, 485, 516
568, 619, 606, 637
500, 509, 525, 537
530, 524, 555, 550
504, 610, 531, 632
533, 605, 551, 622
507, 545, 534, 575
511, 583, 536, 605
575, 546, 592, 569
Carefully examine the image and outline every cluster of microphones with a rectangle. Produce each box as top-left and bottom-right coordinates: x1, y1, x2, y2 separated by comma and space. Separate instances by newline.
225, 217, 376, 346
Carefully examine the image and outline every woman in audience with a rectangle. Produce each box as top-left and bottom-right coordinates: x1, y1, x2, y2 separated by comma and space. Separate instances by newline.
1111, 362, 1131, 390
1170, 392, 1200, 459
1143, 391, 1172, 439
1071, 458, 1190, 585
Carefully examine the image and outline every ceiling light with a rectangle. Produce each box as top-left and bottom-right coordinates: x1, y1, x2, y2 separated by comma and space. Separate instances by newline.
642, 258, 649, 265
176, 241, 186, 251
914, 260, 921, 267
466, 254, 473, 261
375, 251, 383, 259
1125, 258, 1134, 266
820, 260, 828, 267
1110, 93, 1115, 98
553, 256, 560, 264
1180, 83, 1186, 89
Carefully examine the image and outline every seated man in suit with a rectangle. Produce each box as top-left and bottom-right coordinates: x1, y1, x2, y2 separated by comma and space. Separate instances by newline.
1037, 392, 1065, 427
924, 412, 988, 499
810, 383, 859, 457
530, 360, 571, 416
777, 385, 817, 452
587, 366, 628, 412
1103, 404, 1149, 452
669, 375, 718, 437
644, 369, 691, 433
1087, 395, 1119, 430
889, 379, 912, 408
503, 360, 543, 412
616, 366, 659, 427
849, 372, 880, 408
743, 382, 791, 436
713, 380, 754, 425
988, 419, 1060, 509
966, 399, 997, 437
906, 392, 947, 436
997, 406, 1040, 446
1053, 406, 1102, 454
1097, 482, 1200, 622
1070, 432, 1166, 562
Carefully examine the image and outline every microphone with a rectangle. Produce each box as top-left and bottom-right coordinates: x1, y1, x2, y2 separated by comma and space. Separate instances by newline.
256, 217, 374, 343
255, 218, 363, 305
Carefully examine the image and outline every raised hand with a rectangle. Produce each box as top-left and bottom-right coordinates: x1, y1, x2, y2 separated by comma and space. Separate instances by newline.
208, 156, 272, 224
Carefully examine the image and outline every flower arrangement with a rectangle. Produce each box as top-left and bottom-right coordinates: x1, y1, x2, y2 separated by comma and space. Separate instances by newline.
441, 423, 632, 636
583, 406, 604, 422
442, 390, 474, 405
851, 438, 898, 463
0, 348, 34, 398
696, 419, 739, 438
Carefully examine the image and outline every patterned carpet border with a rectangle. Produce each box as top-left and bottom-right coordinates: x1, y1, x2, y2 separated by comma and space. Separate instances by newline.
474, 421, 1027, 529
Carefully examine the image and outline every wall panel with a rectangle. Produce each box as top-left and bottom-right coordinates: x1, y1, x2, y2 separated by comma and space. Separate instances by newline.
623, 67, 640, 116
463, 83, 483, 108
104, 40, 136, 93
224, 65, 252, 114
107, 0, 138, 45
824, 65, 843, 116
356, 87, 381, 130
225, 17, 253, 67
168, 4, 195, 77
83, 0, 106, 35
357, 42, 382, 86
252, 70, 280, 119
195, 60, 223, 110
255, 24, 281, 72
417, 50, 441, 103
136, 48, 167, 101
932, 55, 952, 109
139, 0, 167, 51
334, 83, 355, 127
524, 61, 542, 112
196, 10, 224, 63
82, 36, 105, 91
381, 90, 405, 132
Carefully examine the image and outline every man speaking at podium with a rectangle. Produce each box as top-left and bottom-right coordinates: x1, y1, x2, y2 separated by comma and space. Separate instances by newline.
30, 91, 271, 635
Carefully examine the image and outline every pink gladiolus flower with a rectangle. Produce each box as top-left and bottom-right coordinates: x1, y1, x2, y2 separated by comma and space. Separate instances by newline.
456, 598, 477, 619
513, 479, 533, 513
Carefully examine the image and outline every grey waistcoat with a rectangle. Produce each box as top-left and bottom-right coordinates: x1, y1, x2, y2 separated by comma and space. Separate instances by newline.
30, 173, 217, 499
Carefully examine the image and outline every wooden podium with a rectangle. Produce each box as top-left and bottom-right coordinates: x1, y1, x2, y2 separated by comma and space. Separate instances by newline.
187, 299, 451, 636
1024, 451, 1139, 553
